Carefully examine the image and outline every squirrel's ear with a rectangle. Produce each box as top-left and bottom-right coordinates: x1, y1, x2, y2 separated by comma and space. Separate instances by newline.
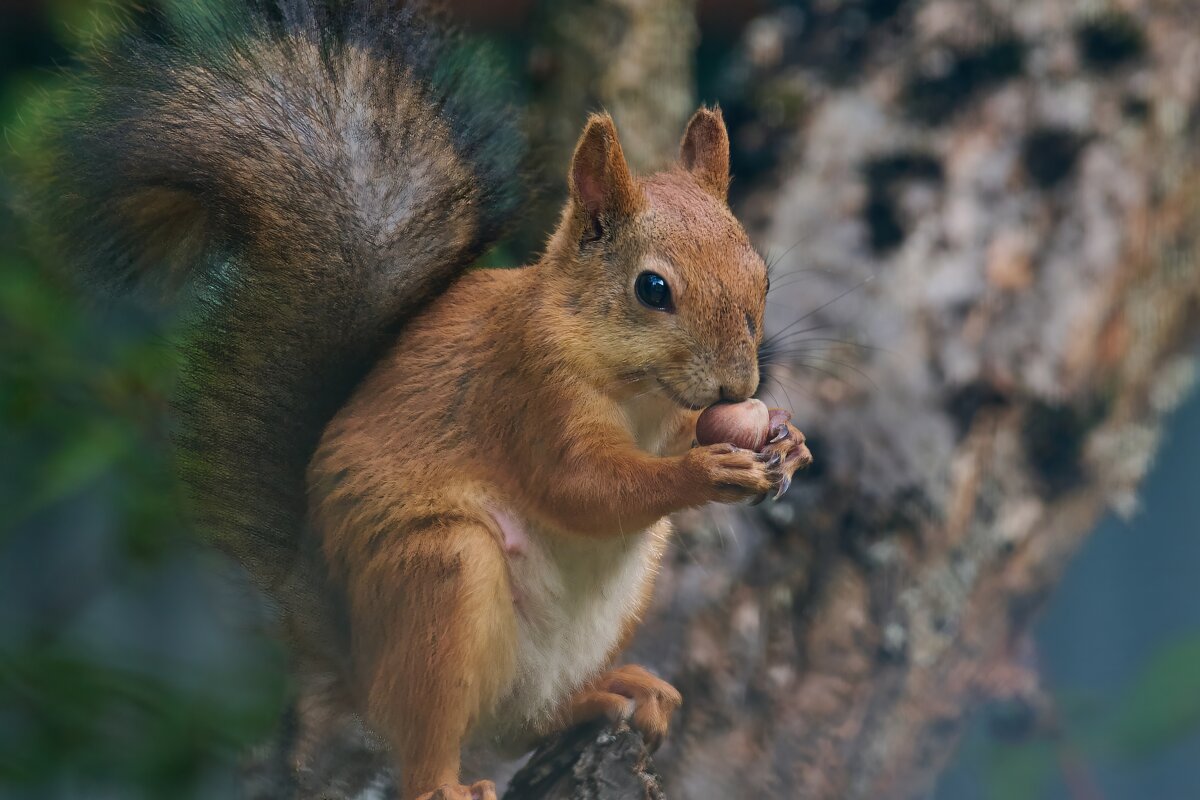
679, 106, 730, 201
569, 113, 641, 223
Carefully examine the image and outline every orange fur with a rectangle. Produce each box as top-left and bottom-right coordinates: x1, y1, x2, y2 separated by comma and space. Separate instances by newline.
307, 109, 809, 799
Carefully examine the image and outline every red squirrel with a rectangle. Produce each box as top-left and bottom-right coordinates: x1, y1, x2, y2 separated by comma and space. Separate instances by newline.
26, 3, 809, 798
309, 111, 810, 799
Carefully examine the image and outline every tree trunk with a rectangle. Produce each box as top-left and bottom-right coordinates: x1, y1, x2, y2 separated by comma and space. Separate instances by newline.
510, 0, 698, 259
623, 1, 1200, 797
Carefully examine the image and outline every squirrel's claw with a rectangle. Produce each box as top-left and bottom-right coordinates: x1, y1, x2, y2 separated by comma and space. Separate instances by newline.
767, 408, 793, 428
757, 411, 812, 502
773, 474, 792, 501
755, 449, 783, 468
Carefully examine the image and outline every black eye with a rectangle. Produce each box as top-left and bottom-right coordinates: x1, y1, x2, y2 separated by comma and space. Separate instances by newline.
635, 272, 672, 311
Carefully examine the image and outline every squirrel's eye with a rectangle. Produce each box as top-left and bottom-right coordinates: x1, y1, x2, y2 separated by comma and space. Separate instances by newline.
635, 272, 672, 311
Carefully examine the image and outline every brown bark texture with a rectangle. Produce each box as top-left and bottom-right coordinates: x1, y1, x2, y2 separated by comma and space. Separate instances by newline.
504, 723, 663, 800
510, 0, 698, 259
526, 0, 697, 174
623, 1, 1200, 798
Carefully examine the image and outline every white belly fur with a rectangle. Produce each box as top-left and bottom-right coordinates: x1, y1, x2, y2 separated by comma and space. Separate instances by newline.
476, 513, 668, 750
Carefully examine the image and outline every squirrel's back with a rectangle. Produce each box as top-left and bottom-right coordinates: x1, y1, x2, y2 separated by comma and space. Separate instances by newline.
23, 0, 523, 594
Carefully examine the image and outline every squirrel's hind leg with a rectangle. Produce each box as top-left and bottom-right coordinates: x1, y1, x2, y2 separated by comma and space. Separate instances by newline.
344, 519, 518, 800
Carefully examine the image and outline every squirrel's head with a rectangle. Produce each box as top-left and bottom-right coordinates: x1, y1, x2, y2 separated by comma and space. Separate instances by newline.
545, 108, 767, 410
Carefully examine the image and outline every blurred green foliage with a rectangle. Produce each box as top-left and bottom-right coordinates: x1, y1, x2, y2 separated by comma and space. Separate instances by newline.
0, 226, 288, 797
1106, 635, 1200, 760
972, 634, 1200, 800
2, 3, 287, 797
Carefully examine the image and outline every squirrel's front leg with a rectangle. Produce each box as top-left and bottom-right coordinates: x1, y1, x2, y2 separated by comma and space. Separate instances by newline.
530, 438, 781, 536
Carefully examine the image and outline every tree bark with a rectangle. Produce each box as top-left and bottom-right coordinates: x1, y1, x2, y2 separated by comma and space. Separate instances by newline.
623, 1, 1200, 798
526, 0, 697, 173
509, 0, 698, 259
504, 723, 663, 800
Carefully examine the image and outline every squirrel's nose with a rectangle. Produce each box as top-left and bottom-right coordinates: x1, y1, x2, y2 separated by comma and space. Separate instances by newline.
718, 381, 754, 404
717, 361, 760, 404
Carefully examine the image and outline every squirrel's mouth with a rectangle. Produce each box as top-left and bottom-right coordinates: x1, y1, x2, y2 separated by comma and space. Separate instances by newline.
655, 377, 710, 411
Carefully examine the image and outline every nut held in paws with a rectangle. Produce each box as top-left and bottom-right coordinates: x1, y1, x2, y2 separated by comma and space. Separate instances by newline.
696, 399, 770, 450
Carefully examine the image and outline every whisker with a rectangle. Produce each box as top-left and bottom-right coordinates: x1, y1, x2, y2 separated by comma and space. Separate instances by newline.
764, 267, 841, 291
762, 322, 843, 348
767, 370, 831, 401
785, 354, 877, 390
765, 370, 803, 408
762, 276, 875, 346
759, 373, 815, 405
761, 352, 881, 387
775, 360, 859, 391
769, 336, 891, 355
759, 386, 783, 409
759, 235, 810, 277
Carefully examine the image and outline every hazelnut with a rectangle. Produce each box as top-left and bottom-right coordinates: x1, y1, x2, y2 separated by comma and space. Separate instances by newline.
696, 398, 770, 451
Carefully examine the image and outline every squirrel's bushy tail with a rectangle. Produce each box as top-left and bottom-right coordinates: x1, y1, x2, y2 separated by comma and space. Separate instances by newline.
28, 0, 522, 592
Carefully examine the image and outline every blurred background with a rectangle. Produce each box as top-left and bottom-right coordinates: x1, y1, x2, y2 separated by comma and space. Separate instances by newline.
3, 1, 1199, 798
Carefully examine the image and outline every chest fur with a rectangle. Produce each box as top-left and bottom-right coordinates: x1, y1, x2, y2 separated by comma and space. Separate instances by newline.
475, 392, 682, 746
481, 514, 667, 745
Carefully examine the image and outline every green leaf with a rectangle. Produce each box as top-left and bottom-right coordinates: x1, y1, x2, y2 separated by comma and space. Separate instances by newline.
985, 740, 1056, 800
1106, 634, 1200, 760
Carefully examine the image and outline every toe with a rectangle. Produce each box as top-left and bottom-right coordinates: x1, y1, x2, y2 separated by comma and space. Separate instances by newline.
767, 408, 793, 428
596, 666, 681, 749
470, 780, 498, 800
632, 699, 668, 751
569, 688, 635, 727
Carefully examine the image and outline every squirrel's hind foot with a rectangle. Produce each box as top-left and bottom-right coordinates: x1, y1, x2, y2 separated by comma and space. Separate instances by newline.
415, 780, 498, 800
565, 664, 682, 752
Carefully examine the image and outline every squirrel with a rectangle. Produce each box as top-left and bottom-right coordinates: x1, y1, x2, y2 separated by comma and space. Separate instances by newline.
25, 2, 811, 799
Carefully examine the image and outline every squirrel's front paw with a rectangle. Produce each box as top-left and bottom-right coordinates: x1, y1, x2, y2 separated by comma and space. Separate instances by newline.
757, 408, 813, 501
685, 442, 779, 504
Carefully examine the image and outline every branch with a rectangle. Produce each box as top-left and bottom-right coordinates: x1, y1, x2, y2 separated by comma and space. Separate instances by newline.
504, 722, 663, 800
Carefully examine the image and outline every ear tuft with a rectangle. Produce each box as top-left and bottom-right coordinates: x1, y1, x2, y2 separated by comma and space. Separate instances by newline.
569, 113, 641, 220
679, 106, 731, 200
